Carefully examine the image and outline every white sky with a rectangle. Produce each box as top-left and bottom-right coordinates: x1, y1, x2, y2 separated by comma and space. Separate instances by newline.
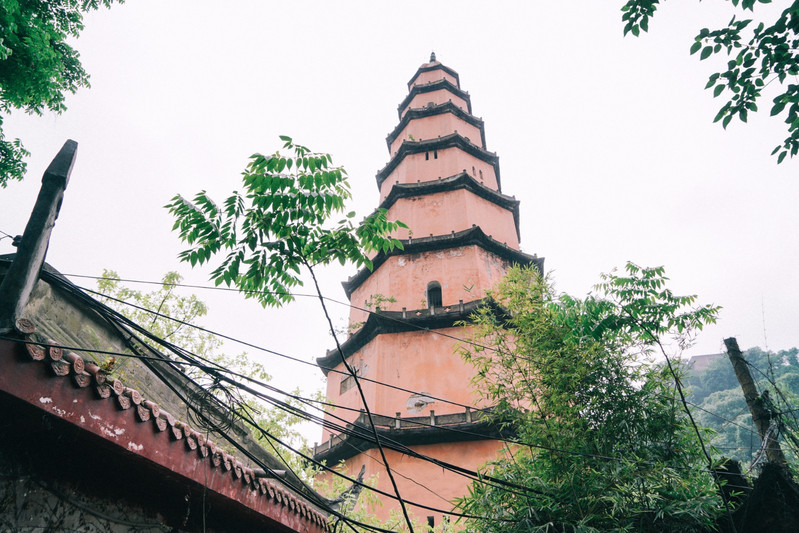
2, 1, 798, 442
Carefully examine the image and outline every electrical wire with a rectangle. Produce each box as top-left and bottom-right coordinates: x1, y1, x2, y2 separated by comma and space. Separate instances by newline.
0, 333, 743, 488
32, 272, 531, 526
10, 267, 763, 480
16, 273, 766, 475
20, 269, 764, 524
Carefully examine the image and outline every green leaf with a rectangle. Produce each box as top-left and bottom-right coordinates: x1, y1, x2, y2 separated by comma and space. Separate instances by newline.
690, 41, 702, 55
771, 102, 786, 116
722, 114, 733, 129
713, 85, 725, 98
700, 46, 713, 60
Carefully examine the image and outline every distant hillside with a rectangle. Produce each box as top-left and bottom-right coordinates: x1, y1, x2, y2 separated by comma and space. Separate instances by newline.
686, 347, 799, 465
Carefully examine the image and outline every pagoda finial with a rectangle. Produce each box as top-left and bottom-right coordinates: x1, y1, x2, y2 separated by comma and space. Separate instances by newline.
430, 51, 436, 62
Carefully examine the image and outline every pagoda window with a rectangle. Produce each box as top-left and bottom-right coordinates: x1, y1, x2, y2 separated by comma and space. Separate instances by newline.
433, 150, 438, 159
425, 152, 429, 160
427, 281, 443, 308
340, 365, 362, 394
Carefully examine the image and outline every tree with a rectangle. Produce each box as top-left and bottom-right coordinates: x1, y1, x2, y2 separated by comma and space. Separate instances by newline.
0, 0, 121, 186
457, 264, 723, 532
166, 136, 405, 307
96, 269, 315, 477
622, 0, 799, 163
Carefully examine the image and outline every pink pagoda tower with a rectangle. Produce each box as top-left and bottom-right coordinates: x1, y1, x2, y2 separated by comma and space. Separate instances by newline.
315, 54, 543, 527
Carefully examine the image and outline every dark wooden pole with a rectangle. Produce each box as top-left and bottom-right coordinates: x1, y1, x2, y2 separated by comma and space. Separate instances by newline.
724, 337, 787, 468
0, 140, 77, 333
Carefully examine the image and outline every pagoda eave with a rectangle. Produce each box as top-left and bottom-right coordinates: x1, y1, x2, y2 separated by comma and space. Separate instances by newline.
378, 172, 521, 241
313, 414, 511, 464
375, 133, 501, 191
407, 62, 461, 89
317, 299, 498, 374
341, 226, 543, 299
386, 101, 486, 151
397, 78, 473, 118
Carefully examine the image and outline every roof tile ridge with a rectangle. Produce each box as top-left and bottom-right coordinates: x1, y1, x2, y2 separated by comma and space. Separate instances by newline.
8, 330, 332, 531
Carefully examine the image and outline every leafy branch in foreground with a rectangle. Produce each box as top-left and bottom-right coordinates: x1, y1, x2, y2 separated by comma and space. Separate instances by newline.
166, 136, 405, 307
0, 0, 123, 185
457, 263, 724, 533
622, 0, 799, 163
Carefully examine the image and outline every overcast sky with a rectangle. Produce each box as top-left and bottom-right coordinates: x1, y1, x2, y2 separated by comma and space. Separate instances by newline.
2, 1, 797, 441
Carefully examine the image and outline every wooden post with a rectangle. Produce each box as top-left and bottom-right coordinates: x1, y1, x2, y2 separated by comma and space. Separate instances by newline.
724, 337, 787, 468
0, 140, 77, 333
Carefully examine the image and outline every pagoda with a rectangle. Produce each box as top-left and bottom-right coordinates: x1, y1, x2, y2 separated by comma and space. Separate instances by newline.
314, 54, 543, 527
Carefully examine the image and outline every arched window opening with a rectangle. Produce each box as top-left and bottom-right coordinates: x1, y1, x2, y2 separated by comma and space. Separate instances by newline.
427, 281, 442, 309
425, 151, 429, 161
479, 169, 483, 181
433, 150, 438, 159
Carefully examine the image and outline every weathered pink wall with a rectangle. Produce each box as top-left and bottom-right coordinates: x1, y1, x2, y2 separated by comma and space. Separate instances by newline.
400, 90, 470, 119
380, 148, 498, 196
390, 114, 482, 154
385, 189, 519, 248
347, 246, 510, 324
323, 325, 488, 431
409, 69, 458, 89
316, 440, 506, 526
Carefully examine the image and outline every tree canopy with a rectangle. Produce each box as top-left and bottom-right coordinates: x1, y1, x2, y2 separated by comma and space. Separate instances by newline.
457, 264, 724, 532
0, 0, 121, 186
622, 0, 799, 163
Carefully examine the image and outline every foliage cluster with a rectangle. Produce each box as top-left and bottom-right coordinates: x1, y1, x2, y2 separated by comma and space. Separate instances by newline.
0, 0, 121, 186
166, 136, 405, 308
687, 346, 799, 466
457, 264, 723, 533
622, 0, 799, 162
